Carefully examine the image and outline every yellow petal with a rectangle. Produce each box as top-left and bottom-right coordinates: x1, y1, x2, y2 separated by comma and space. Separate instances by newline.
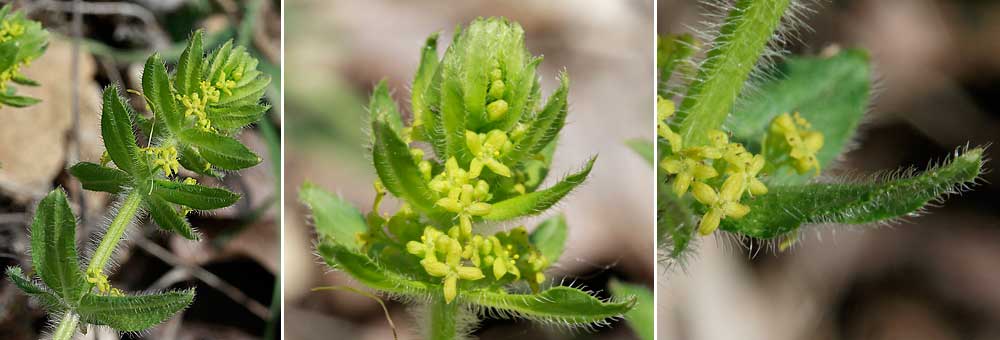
692, 163, 718, 180
465, 130, 482, 155
435, 197, 462, 213
720, 175, 746, 201
422, 259, 450, 277
690, 182, 718, 205
485, 158, 512, 177
672, 173, 692, 196
443, 275, 458, 304
698, 209, 722, 235
723, 202, 750, 218
468, 158, 484, 179
749, 178, 768, 196
467, 202, 491, 216
457, 266, 485, 281
493, 257, 507, 279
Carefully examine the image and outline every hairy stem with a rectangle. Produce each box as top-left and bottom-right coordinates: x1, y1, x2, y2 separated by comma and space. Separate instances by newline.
676, 0, 792, 146
51, 313, 79, 340
87, 190, 143, 275
429, 297, 459, 340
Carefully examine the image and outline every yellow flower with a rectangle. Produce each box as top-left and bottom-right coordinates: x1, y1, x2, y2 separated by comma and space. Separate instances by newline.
657, 96, 682, 152
769, 112, 823, 175
660, 152, 718, 196
466, 130, 513, 177
144, 145, 180, 177
691, 176, 751, 235
406, 228, 484, 304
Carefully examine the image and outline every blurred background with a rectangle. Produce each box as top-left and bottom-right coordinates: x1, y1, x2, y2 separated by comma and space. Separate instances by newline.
0, 0, 280, 339
658, 0, 1000, 339
284, 0, 653, 339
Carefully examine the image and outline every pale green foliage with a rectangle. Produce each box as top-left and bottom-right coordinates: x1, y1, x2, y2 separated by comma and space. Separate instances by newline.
656, 0, 987, 262
302, 17, 635, 339
7, 31, 270, 337
0, 4, 48, 108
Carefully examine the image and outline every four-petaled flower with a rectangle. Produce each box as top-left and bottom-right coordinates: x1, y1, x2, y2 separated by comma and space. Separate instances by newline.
466, 129, 514, 178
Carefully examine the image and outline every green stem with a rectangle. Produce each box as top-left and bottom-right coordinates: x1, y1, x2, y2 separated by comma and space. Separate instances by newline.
86, 190, 143, 275
676, 0, 792, 146
51, 313, 79, 340
429, 296, 459, 340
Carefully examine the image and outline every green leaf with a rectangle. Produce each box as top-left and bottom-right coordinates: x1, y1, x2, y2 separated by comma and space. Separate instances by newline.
728, 49, 871, 185
175, 30, 204, 96
177, 144, 220, 178
100, 85, 141, 174
529, 214, 567, 263
720, 147, 985, 238
145, 195, 198, 240
152, 179, 240, 210
30, 189, 86, 303
676, 0, 793, 146
467, 286, 635, 325
371, 120, 440, 217
300, 182, 366, 250
369, 80, 404, 139
142, 54, 182, 132
6, 267, 63, 310
206, 103, 270, 131
609, 279, 654, 340
318, 242, 432, 296
484, 156, 595, 220
179, 129, 261, 170
11, 74, 40, 86
77, 289, 195, 332
626, 139, 654, 165
504, 72, 569, 164
68, 162, 132, 194
411, 32, 440, 132
0, 93, 41, 107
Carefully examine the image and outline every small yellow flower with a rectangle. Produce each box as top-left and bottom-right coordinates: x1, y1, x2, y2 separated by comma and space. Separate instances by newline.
657, 96, 682, 152
406, 228, 484, 304
769, 112, 824, 175
144, 145, 180, 177
660, 153, 718, 196
466, 130, 513, 177
692, 176, 751, 235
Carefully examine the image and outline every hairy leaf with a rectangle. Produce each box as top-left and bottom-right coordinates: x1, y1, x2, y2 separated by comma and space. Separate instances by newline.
720, 148, 985, 238
175, 30, 204, 96
485, 156, 594, 220
657, 34, 697, 96
179, 129, 261, 170
505, 73, 569, 163
206, 103, 270, 131
152, 179, 240, 210
411, 32, 440, 132
77, 290, 195, 332
146, 195, 198, 240
69, 162, 131, 194
300, 182, 367, 250
6, 267, 63, 310
729, 49, 871, 184
142, 54, 182, 132
371, 120, 440, 217
369, 80, 404, 138
30, 189, 86, 303
318, 242, 431, 296
100, 86, 141, 174
467, 286, 635, 325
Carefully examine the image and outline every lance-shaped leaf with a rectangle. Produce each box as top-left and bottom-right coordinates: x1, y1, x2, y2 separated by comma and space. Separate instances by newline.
152, 179, 240, 210
30, 189, 87, 303
369, 80, 404, 138
145, 195, 198, 240
727, 49, 871, 185
206, 103, 270, 131
720, 147, 985, 239
69, 162, 132, 194
466, 286, 635, 326
143, 54, 183, 132
0, 93, 41, 107
371, 120, 440, 216
484, 156, 595, 221
177, 144, 220, 178
179, 129, 261, 170
609, 279, 653, 340
300, 182, 367, 250
439, 43, 472, 162
497, 57, 541, 132
6, 267, 63, 310
318, 242, 432, 296
77, 289, 195, 332
175, 30, 204, 96
529, 214, 568, 263
504, 72, 569, 164
411, 32, 440, 132
100, 85, 141, 174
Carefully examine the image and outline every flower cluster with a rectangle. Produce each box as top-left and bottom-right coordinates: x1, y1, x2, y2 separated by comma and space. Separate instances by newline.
659, 96, 769, 235
144, 145, 180, 177
765, 112, 824, 175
